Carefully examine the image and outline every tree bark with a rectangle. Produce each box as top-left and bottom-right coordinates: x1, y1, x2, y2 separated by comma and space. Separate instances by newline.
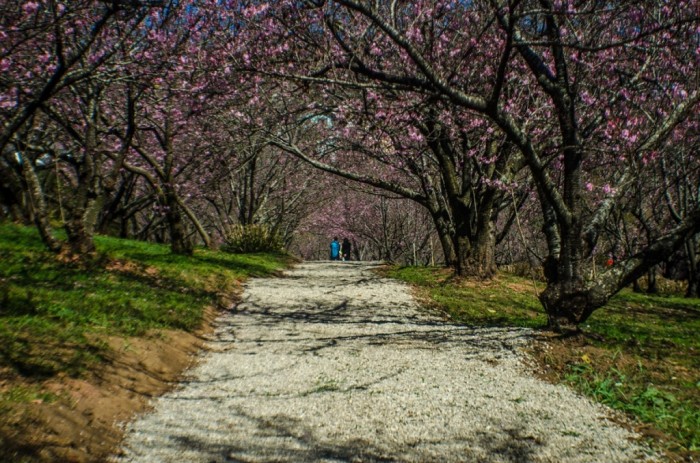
540, 281, 608, 333
542, 209, 700, 331
62, 93, 101, 258
455, 221, 497, 278
686, 237, 699, 298
425, 197, 457, 266
19, 153, 62, 252
646, 267, 658, 294
164, 186, 193, 255
632, 279, 642, 293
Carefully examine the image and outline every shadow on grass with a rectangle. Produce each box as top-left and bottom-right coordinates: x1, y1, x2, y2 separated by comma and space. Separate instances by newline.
119, 250, 287, 277
0, 334, 104, 379
608, 300, 700, 324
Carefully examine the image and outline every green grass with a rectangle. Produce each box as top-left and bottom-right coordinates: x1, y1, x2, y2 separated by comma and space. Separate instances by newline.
595, 290, 700, 360
0, 385, 57, 408
388, 264, 700, 454
0, 223, 290, 382
386, 265, 546, 328
564, 362, 700, 452
574, 289, 700, 452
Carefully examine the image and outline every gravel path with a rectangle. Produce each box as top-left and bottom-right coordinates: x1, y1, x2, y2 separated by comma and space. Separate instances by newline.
113, 262, 656, 463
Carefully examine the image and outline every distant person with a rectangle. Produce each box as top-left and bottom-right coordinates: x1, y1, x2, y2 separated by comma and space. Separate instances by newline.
341, 238, 351, 261
330, 237, 340, 261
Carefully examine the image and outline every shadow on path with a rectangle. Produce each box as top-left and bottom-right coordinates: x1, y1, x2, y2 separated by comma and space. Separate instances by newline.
165, 406, 542, 463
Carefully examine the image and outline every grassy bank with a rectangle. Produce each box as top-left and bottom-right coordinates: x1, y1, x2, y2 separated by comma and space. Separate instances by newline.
388, 265, 700, 458
0, 222, 290, 388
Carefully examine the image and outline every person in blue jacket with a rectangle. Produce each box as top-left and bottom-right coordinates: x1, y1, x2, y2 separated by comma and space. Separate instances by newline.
330, 237, 340, 261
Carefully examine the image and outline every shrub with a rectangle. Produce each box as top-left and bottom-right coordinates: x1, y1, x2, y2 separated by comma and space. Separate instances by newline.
221, 224, 283, 254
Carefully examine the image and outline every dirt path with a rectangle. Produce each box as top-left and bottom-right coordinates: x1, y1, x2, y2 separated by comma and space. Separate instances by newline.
112, 262, 656, 463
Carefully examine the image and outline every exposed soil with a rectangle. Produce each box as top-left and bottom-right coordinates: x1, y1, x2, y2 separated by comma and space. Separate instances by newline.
0, 308, 219, 463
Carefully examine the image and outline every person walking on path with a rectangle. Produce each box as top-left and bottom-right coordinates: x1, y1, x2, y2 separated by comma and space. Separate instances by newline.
330, 237, 340, 261
341, 238, 352, 261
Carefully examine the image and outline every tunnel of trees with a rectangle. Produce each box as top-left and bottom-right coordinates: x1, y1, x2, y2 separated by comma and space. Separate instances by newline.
1, 0, 698, 331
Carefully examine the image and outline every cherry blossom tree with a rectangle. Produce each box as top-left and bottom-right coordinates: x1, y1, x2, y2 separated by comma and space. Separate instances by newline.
261, 80, 525, 276
0, 0, 166, 255
103, 1, 263, 254
245, 0, 700, 329
3, 0, 699, 329
654, 131, 700, 296
188, 81, 321, 248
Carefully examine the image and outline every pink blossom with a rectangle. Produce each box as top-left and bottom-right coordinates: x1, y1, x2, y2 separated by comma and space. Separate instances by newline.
623, 130, 637, 144
0, 94, 16, 110
407, 126, 424, 143
23, 2, 40, 14
602, 184, 615, 195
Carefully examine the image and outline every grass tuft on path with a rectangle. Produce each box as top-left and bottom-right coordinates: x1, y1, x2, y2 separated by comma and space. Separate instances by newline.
0, 223, 290, 382
387, 264, 700, 458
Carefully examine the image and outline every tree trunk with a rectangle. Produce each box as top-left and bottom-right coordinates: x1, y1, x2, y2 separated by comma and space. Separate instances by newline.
61, 165, 103, 256
19, 153, 62, 252
438, 232, 457, 267
632, 279, 642, 293
688, 274, 700, 298
0, 162, 29, 223
164, 187, 192, 255
540, 280, 609, 332
450, 180, 498, 278
175, 194, 212, 248
453, 218, 497, 278
433, 213, 457, 266
542, 211, 700, 331
62, 95, 102, 259
646, 267, 658, 294
686, 238, 699, 298
63, 164, 103, 257
65, 219, 97, 256
64, 185, 103, 257
424, 189, 457, 267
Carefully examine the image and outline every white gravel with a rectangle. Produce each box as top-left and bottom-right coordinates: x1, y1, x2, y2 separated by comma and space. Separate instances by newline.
112, 261, 657, 463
